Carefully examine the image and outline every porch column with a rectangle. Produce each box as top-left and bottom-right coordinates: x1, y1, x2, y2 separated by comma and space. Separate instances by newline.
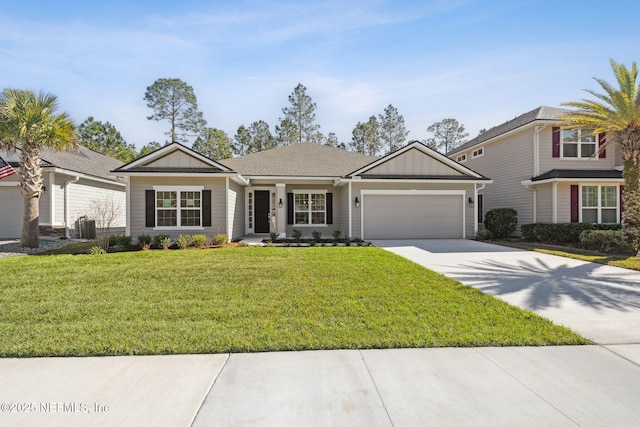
275, 183, 286, 237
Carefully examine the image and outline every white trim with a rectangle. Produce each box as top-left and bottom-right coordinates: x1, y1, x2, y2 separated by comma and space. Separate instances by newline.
338, 178, 492, 185
153, 185, 204, 191
225, 177, 230, 241
291, 191, 328, 226
360, 190, 467, 239
244, 175, 338, 181
292, 189, 327, 194
473, 184, 478, 235
64, 176, 79, 239
0, 181, 20, 187
348, 141, 485, 179
456, 153, 467, 163
48, 168, 125, 187
153, 187, 205, 229
49, 171, 55, 226
348, 181, 353, 239
471, 147, 484, 159
153, 226, 205, 231
552, 181, 558, 223
125, 176, 131, 236
578, 184, 620, 224
116, 142, 233, 171
559, 128, 599, 160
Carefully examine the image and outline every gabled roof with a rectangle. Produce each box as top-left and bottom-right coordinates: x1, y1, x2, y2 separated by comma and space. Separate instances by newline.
449, 106, 570, 156
219, 143, 376, 177
0, 146, 123, 181
113, 142, 233, 173
348, 141, 489, 180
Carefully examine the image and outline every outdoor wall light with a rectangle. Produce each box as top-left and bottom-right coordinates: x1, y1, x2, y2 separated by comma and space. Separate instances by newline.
279, 198, 283, 208
468, 197, 474, 205
355, 197, 360, 208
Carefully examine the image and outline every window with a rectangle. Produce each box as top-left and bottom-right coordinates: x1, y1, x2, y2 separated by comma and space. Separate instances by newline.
581, 185, 618, 223
562, 128, 597, 158
457, 154, 467, 163
248, 192, 253, 229
154, 187, 202, 228
472, 148, 484, 158
294, 192, 326, 225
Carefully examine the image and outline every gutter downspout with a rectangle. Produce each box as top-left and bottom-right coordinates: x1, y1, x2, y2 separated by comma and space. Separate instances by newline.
64, 176, 79, 239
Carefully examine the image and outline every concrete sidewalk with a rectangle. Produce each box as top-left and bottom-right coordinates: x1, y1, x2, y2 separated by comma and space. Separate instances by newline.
374, 239, 640, 345
1, 346, 639, 426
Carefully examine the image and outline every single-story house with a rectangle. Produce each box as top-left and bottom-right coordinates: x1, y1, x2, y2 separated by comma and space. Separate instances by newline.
0, 146, 126, 238
112, 141, 491, 241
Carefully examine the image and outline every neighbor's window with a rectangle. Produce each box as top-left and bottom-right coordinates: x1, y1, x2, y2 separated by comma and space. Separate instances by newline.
562, 128, 597, 158
156, 189, 201, 228
294, 192, 326, 225
457, 153, 467, 162
472, 147, 484, 158
581, 185, 618, 223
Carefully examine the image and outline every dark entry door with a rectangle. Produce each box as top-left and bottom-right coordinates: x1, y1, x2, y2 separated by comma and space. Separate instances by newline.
254, 191, 270, 233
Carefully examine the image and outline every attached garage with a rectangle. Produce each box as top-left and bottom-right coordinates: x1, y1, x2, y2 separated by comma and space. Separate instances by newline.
361, 191, 465, 239
0, 186, 23, 238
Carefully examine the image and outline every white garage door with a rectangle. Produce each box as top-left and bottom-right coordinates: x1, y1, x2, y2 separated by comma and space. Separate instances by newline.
0, 186, 23, 238
363, 194, 464, 239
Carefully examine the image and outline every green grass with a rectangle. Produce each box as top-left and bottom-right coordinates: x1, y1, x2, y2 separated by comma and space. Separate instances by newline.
0, 247, 589, 357
494, 240, 640, 271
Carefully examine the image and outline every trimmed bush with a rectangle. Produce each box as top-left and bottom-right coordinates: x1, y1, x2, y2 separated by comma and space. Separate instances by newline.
214, 234, 227, 246
191, 234, 208, 248
109, 234, 132, 248
137, 234, 151, 247
484, 208, 518, 239
153, 234, 170, 247
475, 229, 493, 241
521, 223, 623, 244
176, 234, 191, 249
579, 229, 631, 252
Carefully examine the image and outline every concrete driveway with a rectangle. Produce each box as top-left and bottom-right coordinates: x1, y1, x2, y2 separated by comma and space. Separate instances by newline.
373, 239, 640, 345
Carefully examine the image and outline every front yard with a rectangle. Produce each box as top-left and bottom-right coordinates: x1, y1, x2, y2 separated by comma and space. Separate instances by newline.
0, 247, 588, 357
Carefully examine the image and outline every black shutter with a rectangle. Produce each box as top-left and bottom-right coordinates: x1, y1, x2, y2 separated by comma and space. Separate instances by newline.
202, 190, 212, 227
326, 193, 333, 224
287, 193, 294, 225
145, 190, 155, 227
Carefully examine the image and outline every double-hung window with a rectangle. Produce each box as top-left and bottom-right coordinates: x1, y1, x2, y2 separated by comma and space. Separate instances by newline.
294, 191, 326, 225
562, 128, 597, 158
581, 185, 618, 223
154, 186, 203, 228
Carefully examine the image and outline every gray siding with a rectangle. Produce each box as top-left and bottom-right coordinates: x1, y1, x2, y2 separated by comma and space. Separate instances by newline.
556, 183, 572, 223
535, 184, 553, 223
339, 185, 350, 238
285, 184, 344, 238
539, 127, 617, 172
67, 179, 126, 232
129, 176, 227, 239
228, 179, 245, 240
460, 128, 535, 229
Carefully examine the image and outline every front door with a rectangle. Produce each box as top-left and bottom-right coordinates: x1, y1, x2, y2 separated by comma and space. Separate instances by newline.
254, 191, 270, 233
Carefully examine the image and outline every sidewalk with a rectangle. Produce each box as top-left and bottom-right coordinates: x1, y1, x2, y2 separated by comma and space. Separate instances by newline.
1, 345, 639, 426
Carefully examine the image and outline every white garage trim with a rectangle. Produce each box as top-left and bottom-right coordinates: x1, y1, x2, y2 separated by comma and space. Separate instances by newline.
360, 190, 466, 239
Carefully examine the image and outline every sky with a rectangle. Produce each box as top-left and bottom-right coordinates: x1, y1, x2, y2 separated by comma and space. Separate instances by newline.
1, 0, 639, 150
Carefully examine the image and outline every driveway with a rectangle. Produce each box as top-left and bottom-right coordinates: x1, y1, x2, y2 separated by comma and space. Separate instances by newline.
373, 239, 640, 345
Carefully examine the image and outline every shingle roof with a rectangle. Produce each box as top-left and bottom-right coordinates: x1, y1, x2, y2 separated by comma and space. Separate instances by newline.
219, 143, 377, 177
0, 146, 123, 181
448, 106, 570, 156
531, 169, 623, 181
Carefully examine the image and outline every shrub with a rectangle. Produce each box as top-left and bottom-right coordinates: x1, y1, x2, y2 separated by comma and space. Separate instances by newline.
292, 229, 302, 243
176, 234, 191, 249
521, 223, 623, 244
312, 230, 322, 243
137, 234, 151, 247
332, 230, 342, 241
475, 229, 493, 241
579, 230, 632, 252
108, 234, 131, 248
160, 237, 172, 250
214, 234, 227, 246
484, 208, 518, 239
269, 231, 278, 242
89, 246, 107, 255
192, 234, 208, 248
153, 234, 170, 247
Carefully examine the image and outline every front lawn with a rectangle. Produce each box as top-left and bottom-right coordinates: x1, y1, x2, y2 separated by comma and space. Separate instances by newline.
0, 247, 588, 357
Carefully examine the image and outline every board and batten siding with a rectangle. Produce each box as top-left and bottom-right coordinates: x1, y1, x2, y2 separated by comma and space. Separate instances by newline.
461, 128, 535, 229
228, 179, 245, 240
129, 176, 227, 238
350, 181, 476, 239
145, 151, 213, 168
361, 147, 464, 176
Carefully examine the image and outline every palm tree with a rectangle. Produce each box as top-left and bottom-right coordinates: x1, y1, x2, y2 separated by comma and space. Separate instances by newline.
0, 90, 76, 248
559, 60, 640, 255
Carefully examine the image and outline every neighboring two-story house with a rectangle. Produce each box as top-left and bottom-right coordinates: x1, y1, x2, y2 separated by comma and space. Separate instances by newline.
447, 106, 624, 231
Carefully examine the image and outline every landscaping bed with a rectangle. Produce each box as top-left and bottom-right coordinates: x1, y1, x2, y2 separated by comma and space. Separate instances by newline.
0, 247, 588, 357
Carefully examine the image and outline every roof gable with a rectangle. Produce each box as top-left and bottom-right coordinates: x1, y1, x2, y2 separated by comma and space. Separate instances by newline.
114, 142, 231, 173
349, 141, 486, 179
220, 143, 375, 177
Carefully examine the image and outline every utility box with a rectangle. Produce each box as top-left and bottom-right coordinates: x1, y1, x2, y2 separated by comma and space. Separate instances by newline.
76, 217, 96, 240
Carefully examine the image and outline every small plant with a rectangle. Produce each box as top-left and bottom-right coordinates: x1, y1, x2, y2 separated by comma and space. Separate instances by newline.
176, 234, 191, 249
89, 246, 107, 255
312, 230, 322, 244
137, 234, 151, 247
108, 234, 131, 249
270, 231, 278, 242
160, 237, 172, 250
476, 229, 493, 241
309, 240, 316, 246
153, 234, 170, 247
192, 234, 208, 248
353, 238, 364, 246
484, 208, 518, 239
293, 229, 302, 243
214, 234, 227, 246
332, 230, 342, 245
344, 239, 351, 246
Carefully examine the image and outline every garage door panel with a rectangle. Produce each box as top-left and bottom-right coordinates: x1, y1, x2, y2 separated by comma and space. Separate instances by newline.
363, 195, 463, 239
0, 187, 23, 238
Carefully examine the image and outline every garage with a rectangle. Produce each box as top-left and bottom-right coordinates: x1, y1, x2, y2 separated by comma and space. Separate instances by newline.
0, 186, 23, 238
362, 191, 464, 239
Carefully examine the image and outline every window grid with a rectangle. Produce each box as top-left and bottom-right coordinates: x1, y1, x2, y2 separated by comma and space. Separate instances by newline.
156, 190, 202, 228
562, 128, 597, 158
294, 193, 326, 225
581, 185, 618, 224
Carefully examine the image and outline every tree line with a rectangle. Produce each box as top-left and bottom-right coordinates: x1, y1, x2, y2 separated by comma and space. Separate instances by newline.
79, 78, 472, 162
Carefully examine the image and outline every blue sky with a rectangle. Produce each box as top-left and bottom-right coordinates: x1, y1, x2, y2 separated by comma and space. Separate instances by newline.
2, 0, 638, 150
